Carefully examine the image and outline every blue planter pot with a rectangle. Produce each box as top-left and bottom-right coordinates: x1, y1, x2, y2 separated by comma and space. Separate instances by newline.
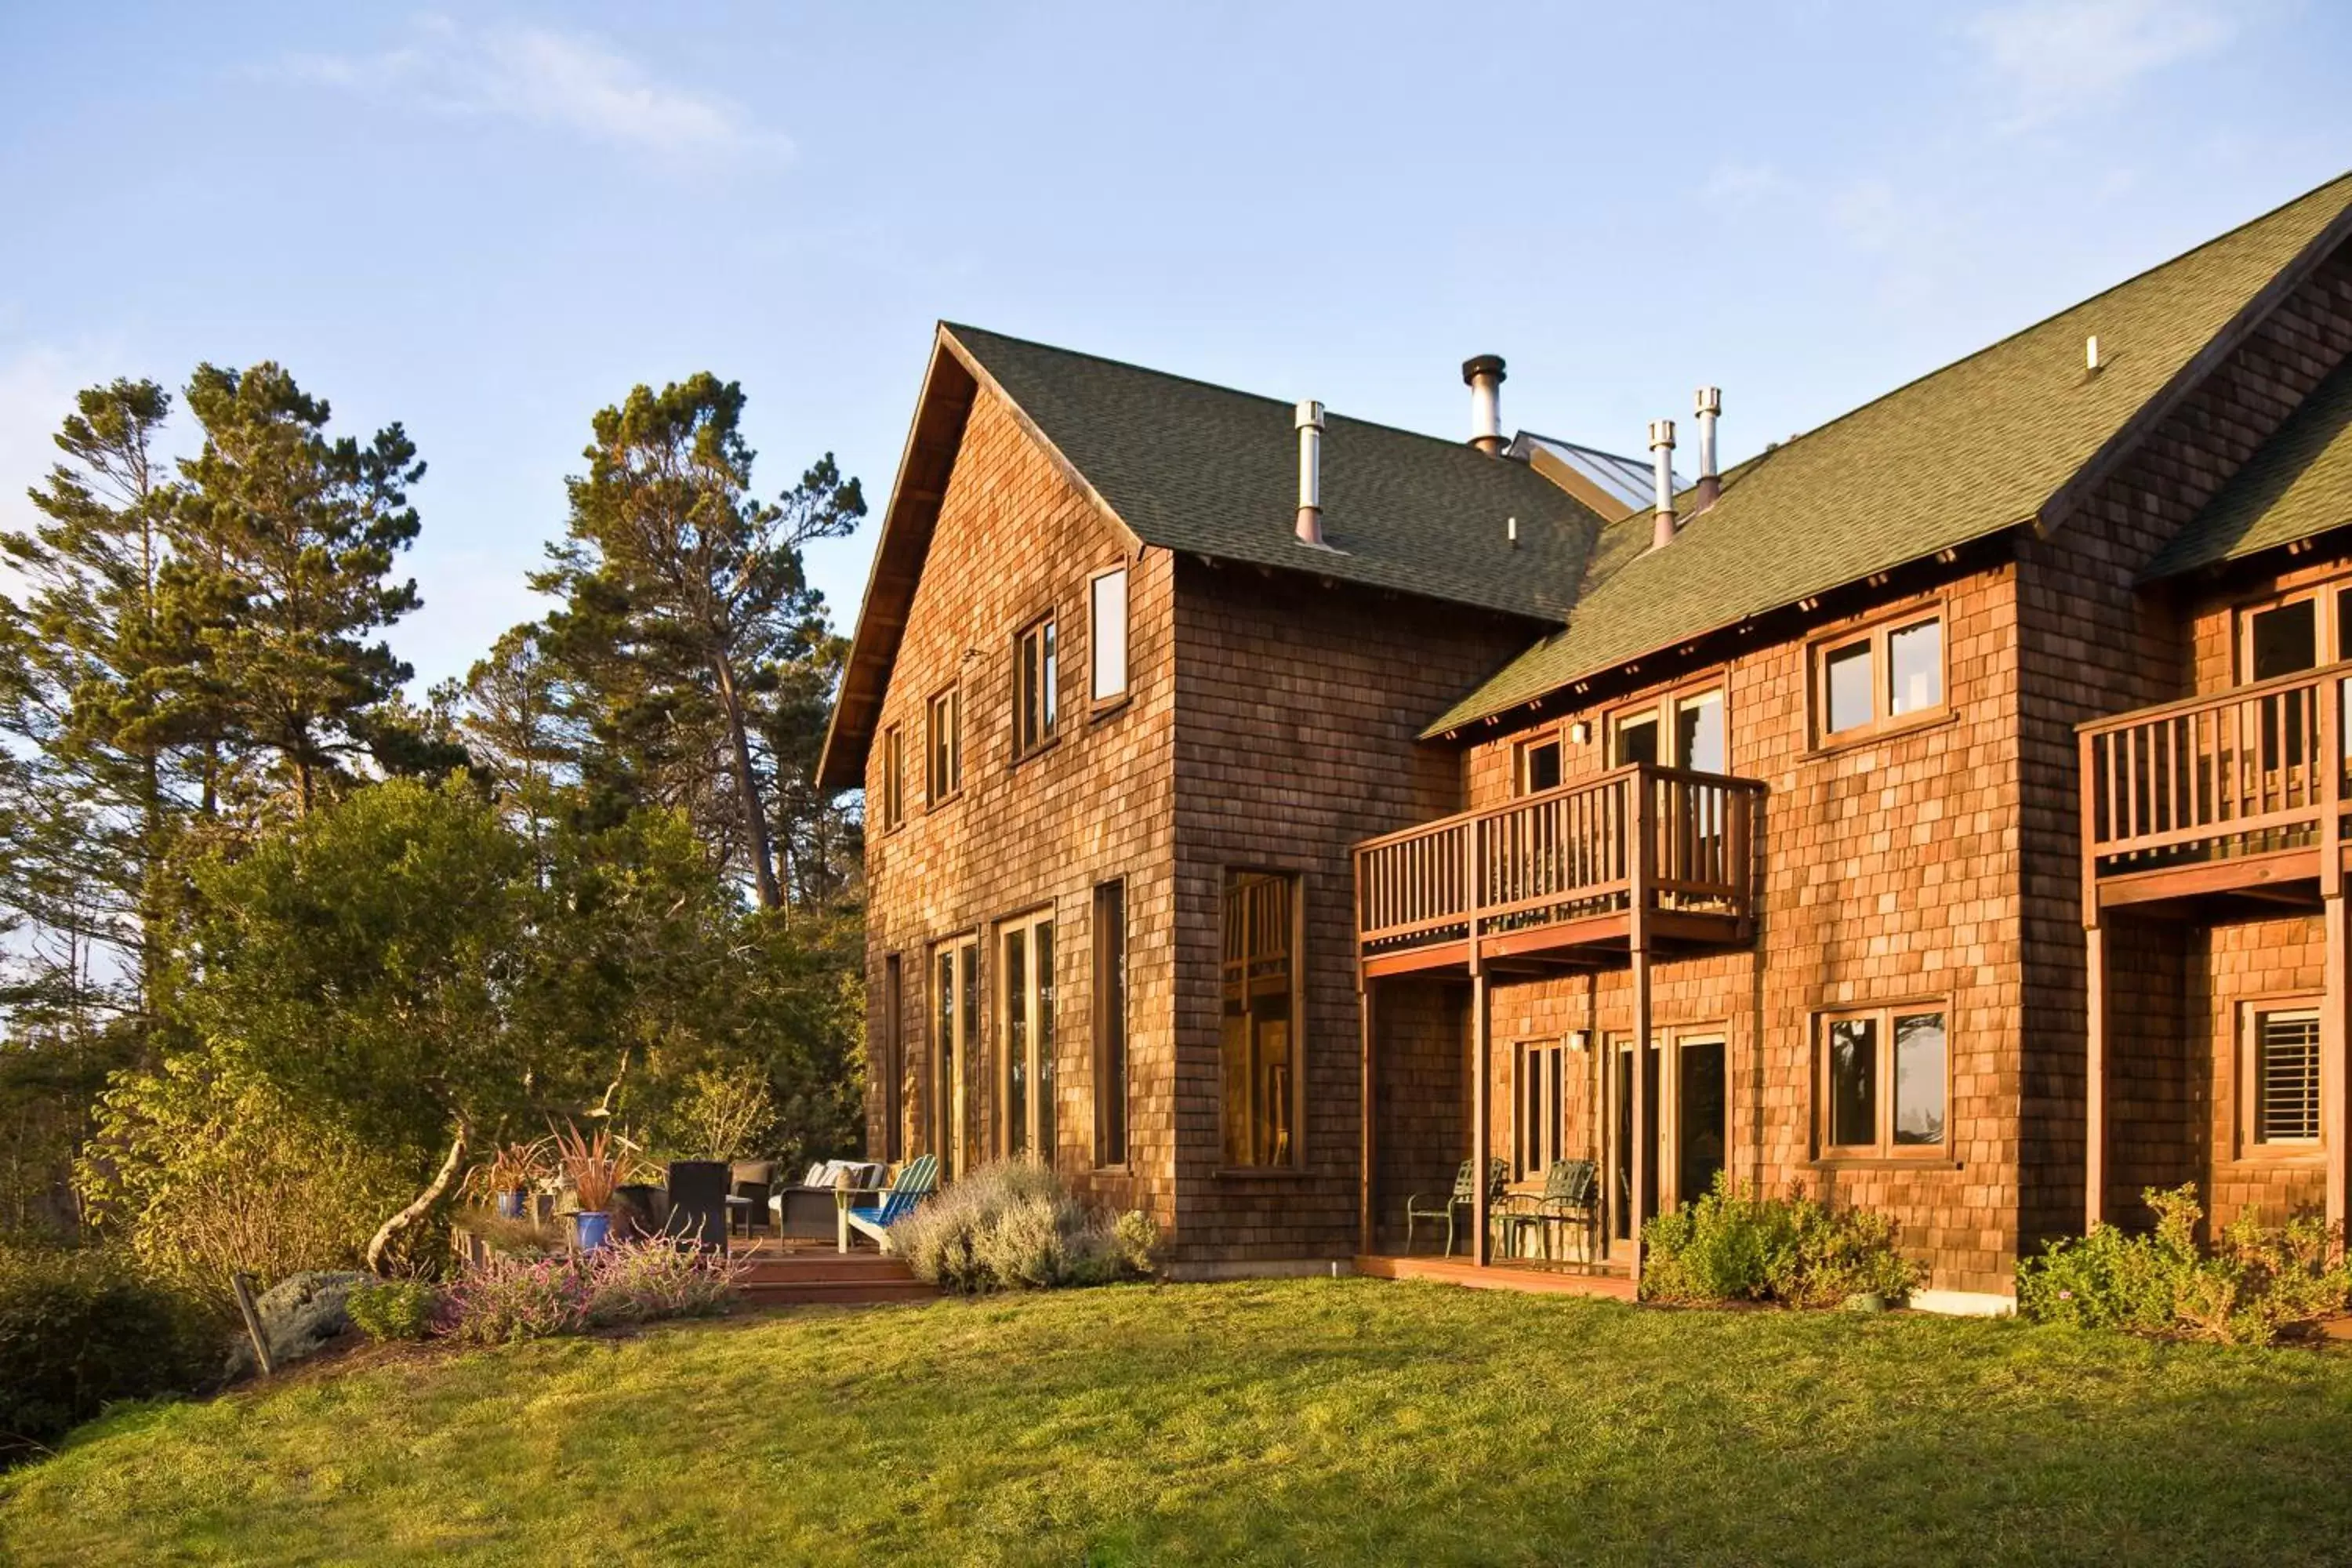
495, 1189, 527, 1221
572, 1210, 612, 1251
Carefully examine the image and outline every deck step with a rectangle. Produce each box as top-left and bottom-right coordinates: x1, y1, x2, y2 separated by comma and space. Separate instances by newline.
731, 1248, 935, 1306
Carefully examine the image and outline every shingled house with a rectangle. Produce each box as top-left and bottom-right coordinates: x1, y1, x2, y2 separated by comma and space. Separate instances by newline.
817, 172, 2352, 1308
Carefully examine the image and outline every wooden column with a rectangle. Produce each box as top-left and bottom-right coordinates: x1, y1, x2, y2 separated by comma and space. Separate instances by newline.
1471, 968, 1490, 1268
2322, 676, 2346, 1238
1628, 768, 1653, 1289
1358, 970, 1376, 1258
2079, 727, 2107, 1234
2084, 922, 2108, 1232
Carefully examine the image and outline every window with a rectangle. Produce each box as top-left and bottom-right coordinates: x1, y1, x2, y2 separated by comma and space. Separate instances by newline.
1516, 1040, 1565, 1178
880, 724, 905, 832
1091, 568, 1129, 702
1514, 732, 1563, 795
1220, 870, 1299, 1168
926, 686, 961, 804
1612, 681, 1726, 771
1094, 880, 1128, 1167
932, 936, 979, 1178
2247, 597, 2319, 681
881, 955, 903, 1161
1817, 1004, 1947, 1157
1015, 616, 1058, 759
1000, 909, 1056, 1163
2244, 1004, 2321, 1149
1813, 608, 1946, 743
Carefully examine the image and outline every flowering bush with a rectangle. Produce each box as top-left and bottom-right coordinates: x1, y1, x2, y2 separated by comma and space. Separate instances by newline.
1639, 1176, 1922, 1308
2016, 1184, 2352, 1345
894, 1160, 1157, 1293
434, 1237, 745, 1345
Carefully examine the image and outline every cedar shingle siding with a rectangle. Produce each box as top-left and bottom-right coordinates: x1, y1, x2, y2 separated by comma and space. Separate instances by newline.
840, 172, 2352, 1296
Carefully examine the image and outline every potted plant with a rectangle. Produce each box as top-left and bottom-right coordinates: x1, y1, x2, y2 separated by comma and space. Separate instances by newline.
466, 1138, 552, 1221
555, 1121, 625, 1251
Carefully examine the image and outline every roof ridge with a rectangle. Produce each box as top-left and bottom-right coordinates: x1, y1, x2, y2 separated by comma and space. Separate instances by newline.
1670, 169, 2352, 479
939, 321, 1522, 466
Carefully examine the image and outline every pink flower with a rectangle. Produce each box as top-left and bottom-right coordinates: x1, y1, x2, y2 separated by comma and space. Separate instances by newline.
2058, 1290, 2073, 1301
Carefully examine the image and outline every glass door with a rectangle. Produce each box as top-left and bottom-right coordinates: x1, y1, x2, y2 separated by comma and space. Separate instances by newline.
1675, 1036, 1727, 1207
933, 936, 980, 1179
1607, 1036, 1661, 1256
1000, 910, 1056, 1165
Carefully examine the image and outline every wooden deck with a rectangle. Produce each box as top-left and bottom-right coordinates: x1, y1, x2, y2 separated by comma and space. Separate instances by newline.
1355, 1254, 1638, 1301
731, 1236, 937, 1307
1353, 763, 1762, 976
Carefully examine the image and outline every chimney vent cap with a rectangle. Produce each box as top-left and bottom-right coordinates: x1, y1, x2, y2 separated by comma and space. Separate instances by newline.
1461, 354, 1507, 386
1294, 398, 1325, 430
1694, 386, 1722, 416
1648, 418, 1677, 450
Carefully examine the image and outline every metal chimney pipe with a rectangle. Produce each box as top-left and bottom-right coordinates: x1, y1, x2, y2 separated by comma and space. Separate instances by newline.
1693, 387, 1722, 513
1649, 417, 1678, 550
1294, 399, 1326, 546
1462, 354, 1507, 456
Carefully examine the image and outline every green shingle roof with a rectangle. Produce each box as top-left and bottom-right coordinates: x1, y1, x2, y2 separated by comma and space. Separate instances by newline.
1427, 172, 2352, 736
2142, 353, 2352, 580
944, 325, 1602, 622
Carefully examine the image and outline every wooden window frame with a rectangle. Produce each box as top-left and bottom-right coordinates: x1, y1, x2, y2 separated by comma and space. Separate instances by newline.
2233, 578, 2352, 686
880, 953, 904, 1162
925, 684, 962, 807
1607, 672, 1731, 772
1012, 613, 1060, 764
1093, 879, 1130, 1170
1089, 565, 1131, 712
1515, 1038, 1566, 1179
1512, 726, 1566, 797
2235, 994, 2325, 1163
996, 906, 1057, 1166
1806, 599, 1950, 751
931, 934, 980, 1178
1215, 866, 1306, 1175
880, 724, 906, 833
1813, 1000, 1952, 1163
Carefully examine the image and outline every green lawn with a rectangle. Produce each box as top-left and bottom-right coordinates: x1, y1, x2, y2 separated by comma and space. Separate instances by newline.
5, 1279, 2352, 1566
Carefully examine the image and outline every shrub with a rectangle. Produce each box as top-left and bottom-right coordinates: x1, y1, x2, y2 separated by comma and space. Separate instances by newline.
347, 1279, 441, 1342
434, 1237, 742, 1345
2017, 1184, 2352, 1346
894, 1160, 1156, 1293
0, 1242, 213, 1462
1640, 1177, 1922, 1308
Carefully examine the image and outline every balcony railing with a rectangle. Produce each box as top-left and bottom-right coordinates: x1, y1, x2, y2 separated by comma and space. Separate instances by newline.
1354, 763, 1763, 966
2078, 661, 2351, 889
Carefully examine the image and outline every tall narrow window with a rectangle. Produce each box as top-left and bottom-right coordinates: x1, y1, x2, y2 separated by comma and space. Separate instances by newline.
881, 954, 903, 1161
2248, 1005, 2321, 1147
1091, 568, 1129, 702
1675, 689, 1726, 774
880, 724, 905, 832
1001, 909, 1056, 1163
1094, 880, 1128, 1167
926, 686, 961, 804
1514, 733, 1563, 794
1516, 1040, 1565, 1178
1220, 871, 1299, 1168
1818, 1004, 1947, 1158
1015, 616, 1058, 758
932, 936, 979, 1178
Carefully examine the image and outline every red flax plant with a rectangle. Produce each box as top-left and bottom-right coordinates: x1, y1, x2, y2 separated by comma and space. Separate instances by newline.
553, 1122, 630, 1214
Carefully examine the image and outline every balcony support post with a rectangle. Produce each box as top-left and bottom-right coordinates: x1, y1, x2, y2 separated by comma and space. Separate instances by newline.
2079, 727, 2108, 1234
1629, 768, 1653, 1290
1358, 965, 1376, 1258
2323, 677, 2346, 1242
1471, 967, 1490, 1269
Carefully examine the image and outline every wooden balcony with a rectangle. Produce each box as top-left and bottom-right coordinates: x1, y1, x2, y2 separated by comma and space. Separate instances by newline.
2078, 662, 2352, 914
1353, 764, 1764, 977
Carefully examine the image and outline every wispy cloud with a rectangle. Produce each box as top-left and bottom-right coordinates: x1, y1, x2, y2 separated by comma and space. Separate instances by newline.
274, 15, 789, 161
1965, 0, 2234, 130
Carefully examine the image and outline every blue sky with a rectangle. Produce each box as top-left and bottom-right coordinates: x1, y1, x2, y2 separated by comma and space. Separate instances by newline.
1, 2, 2346, 690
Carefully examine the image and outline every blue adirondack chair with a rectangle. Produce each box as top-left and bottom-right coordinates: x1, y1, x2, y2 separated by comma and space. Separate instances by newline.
837, 1153, 939, 1253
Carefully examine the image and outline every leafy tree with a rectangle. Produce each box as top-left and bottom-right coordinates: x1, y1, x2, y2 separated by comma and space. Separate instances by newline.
533, 375, 864, 909
165, 361, 430, 816
447, 622, 579, 866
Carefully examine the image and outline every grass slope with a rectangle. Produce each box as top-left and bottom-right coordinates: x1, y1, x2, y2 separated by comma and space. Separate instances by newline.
5, 1279, 2352, 1566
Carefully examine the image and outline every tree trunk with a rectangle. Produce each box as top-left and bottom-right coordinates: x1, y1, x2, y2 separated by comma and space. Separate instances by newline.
367, 1121, 468, 1276
711, 656, 782, 909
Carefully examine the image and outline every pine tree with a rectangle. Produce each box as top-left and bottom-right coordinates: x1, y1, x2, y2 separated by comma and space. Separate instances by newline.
532, 375, 863, 909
